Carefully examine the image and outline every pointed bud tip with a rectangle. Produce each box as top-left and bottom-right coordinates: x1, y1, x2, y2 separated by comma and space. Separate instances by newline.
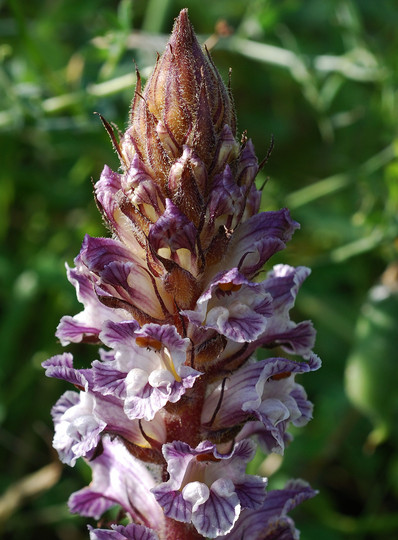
176, 8, 189, 24
122, 8, 237, 199
168, 8, 198, 55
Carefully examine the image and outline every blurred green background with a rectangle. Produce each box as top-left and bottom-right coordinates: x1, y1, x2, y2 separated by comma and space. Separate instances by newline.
1, 0, 398, 538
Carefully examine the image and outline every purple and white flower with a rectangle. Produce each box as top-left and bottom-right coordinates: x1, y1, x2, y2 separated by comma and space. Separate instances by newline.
152, 439, 267, 538
202, 354, 321, 453
93, 321, 201, 420
43, 353, 166, 465
70, 435, 164, 530
43, 9, 320, 540
221, 479, 318, 539
183, 268, 273, 343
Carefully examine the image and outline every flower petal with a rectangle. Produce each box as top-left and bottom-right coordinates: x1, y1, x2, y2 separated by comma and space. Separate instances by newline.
221, 479, 318, 539
89, 523, 159, 540
69, 435, 163, 529
183, 268, 273, 342
226, 209, 300, 277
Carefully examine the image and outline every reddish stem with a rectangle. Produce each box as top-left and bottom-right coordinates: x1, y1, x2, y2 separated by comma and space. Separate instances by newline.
163, 517, 205, 540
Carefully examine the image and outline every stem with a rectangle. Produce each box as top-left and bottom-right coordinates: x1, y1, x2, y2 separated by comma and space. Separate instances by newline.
163, 378, 206, 448
163, 518, 204, 540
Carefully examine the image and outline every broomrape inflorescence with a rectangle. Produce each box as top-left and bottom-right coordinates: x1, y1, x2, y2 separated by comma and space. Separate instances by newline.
43, 9, 321, 540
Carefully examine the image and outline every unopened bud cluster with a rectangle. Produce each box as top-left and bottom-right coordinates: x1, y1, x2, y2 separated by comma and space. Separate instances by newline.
43, 10, 320, 540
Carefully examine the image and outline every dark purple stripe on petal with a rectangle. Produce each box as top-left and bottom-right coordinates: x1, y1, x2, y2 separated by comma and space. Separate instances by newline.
221, 480, 317, 539
69, 487, 114, 519
152, 489, 192, 522
149, 198, 197, 253
56, 316, 101, 344
191, 480, 239, 538
234, 475, 268, 509
42, 353, 88, 388
89, 523, 159, 540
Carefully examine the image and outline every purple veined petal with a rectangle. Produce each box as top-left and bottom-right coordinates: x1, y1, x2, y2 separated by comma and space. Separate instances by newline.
187, 478, 240, 538
264, 265, 311, 315
240, 237, 287, 278
183, 268, 273, 343
123, 365, 200, 422
222, 209, 300, 278
95, 165, 145, 250
256, 517, 298, 540
92, 392, 167, 447
124, 376, 174, 421
95, 163, 121, 197
92, 360, 126, 399
235, 139, 258, 190
255, 319, 317, 359
202, 355, 320, 454
148, 198, 198, 268
234, 474, 269, 510
51, 382, 161, 465
153, 486, 193, 523
98, 348, 116, 364
51, 391, 106, 466
88, 523, 160, 540
78, 234, 171, 319
49, 365, 166, 465
98, 260, 158, 312
204, 138, 260, 236
220, 479, 318, 540
79, 233, 132, 271
206, 165, 245, 226
242, 182, 262, 220
289, 385, 314, 427
212, 436, 254, 462
56, 264, 129, 345
235, 419, 291, 456
152, 439, 266, 537
95, 162, 162, 249
237, 209, 300, 249
50, 390, 80, 424
93, 320, 141, 399
56, 316, 100, 345
97, 321, 201, 420
99, 319, 140, 347
42, 353, 89, 389
69, 435, 164, 530
234, 266, 316, 359
122, 153, 165, 218
205, 303, 268, 343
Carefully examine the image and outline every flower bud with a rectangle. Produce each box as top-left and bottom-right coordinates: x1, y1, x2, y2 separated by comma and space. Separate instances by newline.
121, 9, 237, 225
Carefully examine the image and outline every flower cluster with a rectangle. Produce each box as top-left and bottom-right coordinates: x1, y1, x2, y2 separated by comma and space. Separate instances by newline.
44, 10, 320, 539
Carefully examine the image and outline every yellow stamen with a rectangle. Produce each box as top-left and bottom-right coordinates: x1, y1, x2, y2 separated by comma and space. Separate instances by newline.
162, 347, 182, 382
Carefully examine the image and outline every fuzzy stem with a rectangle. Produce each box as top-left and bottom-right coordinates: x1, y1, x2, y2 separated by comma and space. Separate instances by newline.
163, 517, 205, 540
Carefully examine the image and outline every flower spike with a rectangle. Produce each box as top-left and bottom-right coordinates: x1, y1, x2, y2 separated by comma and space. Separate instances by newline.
43, 9, 319, 539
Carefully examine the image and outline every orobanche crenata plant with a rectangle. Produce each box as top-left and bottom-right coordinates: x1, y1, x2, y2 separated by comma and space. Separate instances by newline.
43, 9, 321, 540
